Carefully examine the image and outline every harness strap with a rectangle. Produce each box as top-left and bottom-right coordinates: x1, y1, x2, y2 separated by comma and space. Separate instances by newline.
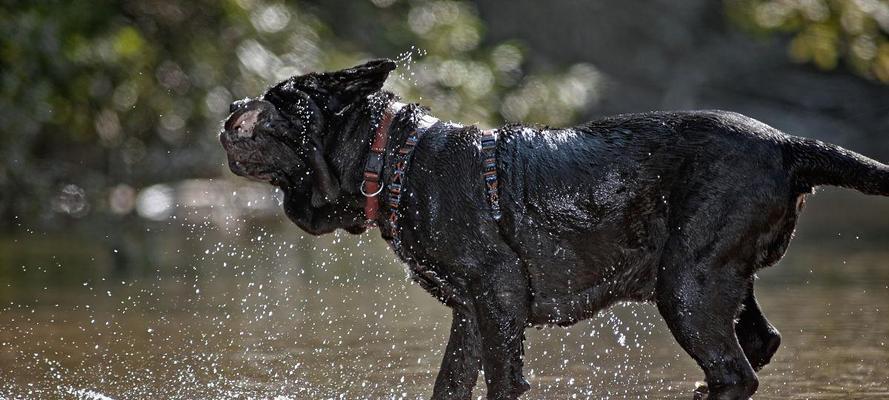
384, 127, 427, 253
480, 129, 502, 220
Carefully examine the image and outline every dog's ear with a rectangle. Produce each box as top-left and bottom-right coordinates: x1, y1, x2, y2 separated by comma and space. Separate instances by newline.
308, 137, 341, 208
266, 59, 396, 115
262, 88, 340, 207
262, 60, 394, 207
320, 59, 396, 113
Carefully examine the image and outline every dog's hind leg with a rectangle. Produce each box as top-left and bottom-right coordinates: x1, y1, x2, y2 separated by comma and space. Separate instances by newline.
470, 261, 531, 400
656, 234, 760, 399
431, 307, 482, 400
735, 285, 781, 371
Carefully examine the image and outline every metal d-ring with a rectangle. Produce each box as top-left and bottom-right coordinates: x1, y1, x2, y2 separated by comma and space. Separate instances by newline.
360, 179, 383, 197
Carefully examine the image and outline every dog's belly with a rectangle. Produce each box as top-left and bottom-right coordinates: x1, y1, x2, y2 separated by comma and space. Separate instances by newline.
509, 190, 671, 327
522, 226, 669, 326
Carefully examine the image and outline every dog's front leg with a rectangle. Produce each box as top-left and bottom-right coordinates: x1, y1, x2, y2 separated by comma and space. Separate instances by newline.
431, 307, 482, 400
472, 268, 531, 400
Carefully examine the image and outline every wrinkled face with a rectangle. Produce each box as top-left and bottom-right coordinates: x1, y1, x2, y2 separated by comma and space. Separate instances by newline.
219, 97, 311, 186
219, 58, 397, 226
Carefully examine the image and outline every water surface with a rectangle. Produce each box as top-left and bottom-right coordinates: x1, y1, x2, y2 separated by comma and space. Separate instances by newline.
2, 191, 888, 399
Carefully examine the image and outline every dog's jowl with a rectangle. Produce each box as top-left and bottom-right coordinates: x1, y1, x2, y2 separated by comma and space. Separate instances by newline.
219, 59, 889, 400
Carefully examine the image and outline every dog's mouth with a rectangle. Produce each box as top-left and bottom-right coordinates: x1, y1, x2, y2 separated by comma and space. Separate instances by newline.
220, 138, 276, 184
226, 159, 277, 182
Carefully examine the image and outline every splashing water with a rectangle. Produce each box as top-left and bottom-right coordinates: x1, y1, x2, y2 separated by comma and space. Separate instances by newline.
2, 174, 889, 400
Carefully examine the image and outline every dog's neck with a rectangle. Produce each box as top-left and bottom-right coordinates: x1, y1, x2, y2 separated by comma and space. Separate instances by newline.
337, 92, 441, 187
360, 99, 440, 226
281, 92, 446, 234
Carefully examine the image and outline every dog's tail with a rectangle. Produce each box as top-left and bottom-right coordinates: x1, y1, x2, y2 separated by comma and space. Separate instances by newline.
785, 136, 889, 196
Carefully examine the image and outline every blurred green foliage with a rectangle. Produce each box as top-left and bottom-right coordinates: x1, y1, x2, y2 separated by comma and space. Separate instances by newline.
728, 0, 889, 82
328, 0, 601, 125
2, 0, 884, 235
0, 0, 596, 232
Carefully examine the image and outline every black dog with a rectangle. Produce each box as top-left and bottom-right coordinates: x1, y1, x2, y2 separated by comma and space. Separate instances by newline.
219, 59, 889, 400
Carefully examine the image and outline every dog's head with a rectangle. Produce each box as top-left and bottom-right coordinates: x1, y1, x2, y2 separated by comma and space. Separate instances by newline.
219, 59, 396, 208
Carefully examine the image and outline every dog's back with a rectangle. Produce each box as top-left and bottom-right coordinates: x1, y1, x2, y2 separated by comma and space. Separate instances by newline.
493, 110, 884, 326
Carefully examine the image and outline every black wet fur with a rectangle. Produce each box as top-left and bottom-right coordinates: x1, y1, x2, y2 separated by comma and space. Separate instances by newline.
219, 59, 889, 400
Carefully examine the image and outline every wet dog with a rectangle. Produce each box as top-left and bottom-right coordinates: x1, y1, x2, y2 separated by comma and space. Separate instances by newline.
219, 59, 889, 399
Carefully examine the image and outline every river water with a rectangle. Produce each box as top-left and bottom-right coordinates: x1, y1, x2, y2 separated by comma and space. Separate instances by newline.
1, 190, 888, 399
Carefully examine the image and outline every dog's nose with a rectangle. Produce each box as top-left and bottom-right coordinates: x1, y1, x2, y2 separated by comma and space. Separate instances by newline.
225, 99, 274, 139
227, 109, 261, 138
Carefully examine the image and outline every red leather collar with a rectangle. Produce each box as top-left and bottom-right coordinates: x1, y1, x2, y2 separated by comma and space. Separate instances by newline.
361, 103, 399, 227
361, 101, 441, 229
